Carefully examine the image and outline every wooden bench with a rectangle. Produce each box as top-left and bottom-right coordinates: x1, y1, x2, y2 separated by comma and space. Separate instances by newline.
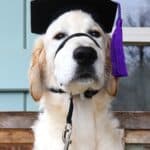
0, 112, 149, 150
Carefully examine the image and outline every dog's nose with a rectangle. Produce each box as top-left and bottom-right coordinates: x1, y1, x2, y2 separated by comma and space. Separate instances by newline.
73, 47, 97, 65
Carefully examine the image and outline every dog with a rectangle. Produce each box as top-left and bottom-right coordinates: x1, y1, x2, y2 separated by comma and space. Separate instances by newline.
29, 10, 123, 150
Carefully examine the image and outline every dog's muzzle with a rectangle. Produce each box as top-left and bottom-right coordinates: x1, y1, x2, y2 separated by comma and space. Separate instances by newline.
55, 33, 100, 80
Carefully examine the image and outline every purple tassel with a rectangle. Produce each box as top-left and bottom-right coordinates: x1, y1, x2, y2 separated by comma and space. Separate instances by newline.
111, 4, 128, 77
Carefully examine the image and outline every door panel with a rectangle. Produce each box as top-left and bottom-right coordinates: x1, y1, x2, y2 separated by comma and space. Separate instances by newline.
0, 0, 29, 89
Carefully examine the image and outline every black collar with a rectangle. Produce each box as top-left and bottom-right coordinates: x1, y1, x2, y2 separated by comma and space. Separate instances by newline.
84, 89, 99, 99
48, 87, 99, 99
48, 87, 99, 124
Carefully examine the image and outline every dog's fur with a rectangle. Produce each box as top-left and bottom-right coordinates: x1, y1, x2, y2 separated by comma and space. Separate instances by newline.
29, 10, 123, 150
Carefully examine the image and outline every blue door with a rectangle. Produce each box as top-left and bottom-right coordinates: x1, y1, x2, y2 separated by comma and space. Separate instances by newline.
0, 0, 38, 111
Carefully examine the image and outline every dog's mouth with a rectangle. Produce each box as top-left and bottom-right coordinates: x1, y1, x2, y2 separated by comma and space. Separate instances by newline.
74, 73, 97, 80
66, 70, 99, 95
73, 67, 98, 82
60, 67, 100, 95
78, 73, 93, 78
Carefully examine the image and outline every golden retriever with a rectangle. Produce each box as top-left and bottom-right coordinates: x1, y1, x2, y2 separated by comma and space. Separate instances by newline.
29, 10, 123, 150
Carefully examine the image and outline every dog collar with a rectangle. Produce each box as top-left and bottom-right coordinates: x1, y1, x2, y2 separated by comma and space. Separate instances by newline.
48, 87, 99, 99
48, 87, 99, 124
48, 87, 99, 150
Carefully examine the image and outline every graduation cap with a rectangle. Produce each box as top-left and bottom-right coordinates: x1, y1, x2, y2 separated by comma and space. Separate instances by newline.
31, 0, 128, 77
31, 0, 118, 34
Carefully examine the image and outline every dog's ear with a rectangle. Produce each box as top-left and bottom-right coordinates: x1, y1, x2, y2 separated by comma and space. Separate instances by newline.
29, 37, 46, 101
106, 76, 118, 97
104, 35, 119, 96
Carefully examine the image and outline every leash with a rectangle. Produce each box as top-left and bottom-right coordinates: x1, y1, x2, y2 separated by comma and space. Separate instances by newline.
48, 87, 99, 150
62, 95, 73, 150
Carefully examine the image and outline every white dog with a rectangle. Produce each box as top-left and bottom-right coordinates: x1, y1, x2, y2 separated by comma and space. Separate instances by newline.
29, 10, 123, 150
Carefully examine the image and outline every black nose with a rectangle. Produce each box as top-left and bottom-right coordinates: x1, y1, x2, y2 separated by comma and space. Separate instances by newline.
73, 47, 97, 65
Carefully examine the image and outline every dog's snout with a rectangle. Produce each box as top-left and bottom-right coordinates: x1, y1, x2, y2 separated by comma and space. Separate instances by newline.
73, 47, 97, 65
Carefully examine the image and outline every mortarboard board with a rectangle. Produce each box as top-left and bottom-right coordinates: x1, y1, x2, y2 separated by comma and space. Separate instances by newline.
31, 0, 128, 77
31, 0, 117, 34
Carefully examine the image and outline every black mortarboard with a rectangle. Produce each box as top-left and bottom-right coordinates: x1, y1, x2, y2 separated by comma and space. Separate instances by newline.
31, 0, 128, 77
31, 0, 117, 34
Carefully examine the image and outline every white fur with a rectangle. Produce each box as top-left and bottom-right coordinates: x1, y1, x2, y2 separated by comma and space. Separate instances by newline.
30, 10, 123, 150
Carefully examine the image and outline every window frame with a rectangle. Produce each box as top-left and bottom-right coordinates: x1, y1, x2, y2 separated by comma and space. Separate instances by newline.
123, 27, 150, 45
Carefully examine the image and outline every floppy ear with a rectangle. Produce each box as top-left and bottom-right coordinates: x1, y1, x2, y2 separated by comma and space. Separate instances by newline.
106, 76, 118, 97
29, 37, 46, 101
104, 35, 119, 96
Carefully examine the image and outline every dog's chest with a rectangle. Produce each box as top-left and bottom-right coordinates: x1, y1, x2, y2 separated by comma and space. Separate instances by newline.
33, 96, 122, 150
70, 98, 122, 150
71, 98, 98, 150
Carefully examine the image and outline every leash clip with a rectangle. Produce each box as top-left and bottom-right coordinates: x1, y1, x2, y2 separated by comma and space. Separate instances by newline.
62, 123, 72, 150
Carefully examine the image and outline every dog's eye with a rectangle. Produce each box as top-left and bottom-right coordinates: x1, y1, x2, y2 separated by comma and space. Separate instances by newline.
88, 30, 101, 38
54, 32, 67, 40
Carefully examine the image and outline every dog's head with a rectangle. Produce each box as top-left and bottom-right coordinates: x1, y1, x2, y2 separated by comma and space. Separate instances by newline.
29, 10, 118, 101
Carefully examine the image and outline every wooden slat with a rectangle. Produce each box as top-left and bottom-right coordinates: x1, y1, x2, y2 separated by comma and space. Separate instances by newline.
0, 112, 149, 129
114, 111, 150, 129
0, 129, 34, 144
123, 27, 150, 46
125, 130, 150, 144
0, 112, 37, 128
0, 129, 150, 145
0, 144, 33, 150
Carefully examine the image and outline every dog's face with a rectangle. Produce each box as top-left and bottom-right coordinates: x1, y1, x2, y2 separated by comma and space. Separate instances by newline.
44, 10, 107, 93
29, 10, 118, 100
